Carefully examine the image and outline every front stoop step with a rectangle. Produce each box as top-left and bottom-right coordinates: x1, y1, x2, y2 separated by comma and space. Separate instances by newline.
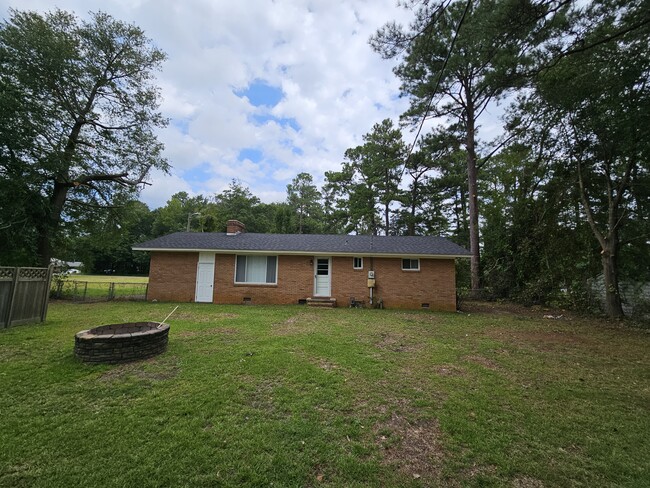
306, 297, 337, 308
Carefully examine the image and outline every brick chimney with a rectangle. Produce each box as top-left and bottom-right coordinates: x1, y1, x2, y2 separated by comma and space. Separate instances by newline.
226, 220, 246, 235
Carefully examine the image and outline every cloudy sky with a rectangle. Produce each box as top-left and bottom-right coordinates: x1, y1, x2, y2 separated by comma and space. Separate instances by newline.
1, 0, 423, 209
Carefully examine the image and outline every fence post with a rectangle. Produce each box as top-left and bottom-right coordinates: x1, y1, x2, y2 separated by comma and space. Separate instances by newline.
108, 282, 115, 301
40, 265, 54, 322
0, 267, 17, 328
6, 267, 20, 328
82, 282, 88, 302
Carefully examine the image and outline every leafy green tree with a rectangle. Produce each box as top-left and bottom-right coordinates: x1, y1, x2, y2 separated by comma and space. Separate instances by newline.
371, 0, 569, 291
324, 155, 379, 235
64, 197, 154, 274
0, 9, 168, 266
213, 180, 271, 232
325, 119, 405, 235
286, 172, 323, 233
479, 142, 598, 305
322, 166, 356, 234
499, 0, 650, 317
363, 119, 406, 233
272, 203, 295, 234
151, 192, 217, 235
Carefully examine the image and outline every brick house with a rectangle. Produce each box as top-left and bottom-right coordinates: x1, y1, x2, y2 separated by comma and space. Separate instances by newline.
133, 220, 470, 311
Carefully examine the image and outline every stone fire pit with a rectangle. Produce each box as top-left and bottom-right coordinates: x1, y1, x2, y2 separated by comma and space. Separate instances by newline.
74, 322, 170, 364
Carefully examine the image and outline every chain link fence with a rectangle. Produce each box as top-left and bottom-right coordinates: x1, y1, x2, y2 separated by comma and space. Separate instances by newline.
51, 279, 148, 302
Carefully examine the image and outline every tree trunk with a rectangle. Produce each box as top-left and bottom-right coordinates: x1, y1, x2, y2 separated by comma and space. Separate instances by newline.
576, 157, 631, 319
465, 101, 481, 293
409, 182, 417, 236
35, 82, 100, 267
384, 167, 391, 235
37, 181, 69, 267
601, 244, 624, 318
384, 203, 390, 235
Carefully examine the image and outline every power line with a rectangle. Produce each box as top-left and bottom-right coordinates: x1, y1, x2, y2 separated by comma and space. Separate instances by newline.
404, 0, 473, 166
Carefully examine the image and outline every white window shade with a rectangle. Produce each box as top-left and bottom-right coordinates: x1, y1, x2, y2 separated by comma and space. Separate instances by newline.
235, 255, 277, 284
246, 255, 267, 282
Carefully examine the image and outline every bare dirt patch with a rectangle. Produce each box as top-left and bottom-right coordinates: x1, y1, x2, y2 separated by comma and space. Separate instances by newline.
460, 300, 573, 320
271, 312, 324, 336
463, 463, 498, 479
394, 312, 440, 324
294, 350, 348, 377
512, 476, 545, 487
375, 412, 445, 483
485, 328, 595, 350
98, 355, 180, 382
464, 354, 500, 370
317, 358, 340, 372
432, 364, 467, 377
238, 376, 291, 419
374, 332, 421, 353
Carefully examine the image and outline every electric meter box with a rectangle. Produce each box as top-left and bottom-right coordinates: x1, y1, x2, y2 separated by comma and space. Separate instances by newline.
367, 270, 375, 279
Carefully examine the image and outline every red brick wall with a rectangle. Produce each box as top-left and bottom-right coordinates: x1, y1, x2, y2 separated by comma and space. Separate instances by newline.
148, 252, 197, 302
330, 256, 456, 311
147, 252, 457, 311
213, 254, 313, 304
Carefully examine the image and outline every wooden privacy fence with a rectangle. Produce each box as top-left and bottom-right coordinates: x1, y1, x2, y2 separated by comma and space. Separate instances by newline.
0, 266, 54, 328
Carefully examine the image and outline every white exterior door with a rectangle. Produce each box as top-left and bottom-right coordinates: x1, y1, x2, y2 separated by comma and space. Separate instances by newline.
313, 257, 331, 297
195, 252, 215, 302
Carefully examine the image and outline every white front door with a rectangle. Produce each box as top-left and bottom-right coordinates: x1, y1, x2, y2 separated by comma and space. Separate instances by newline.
195, 252, 215, 302
314, 257, 331, 297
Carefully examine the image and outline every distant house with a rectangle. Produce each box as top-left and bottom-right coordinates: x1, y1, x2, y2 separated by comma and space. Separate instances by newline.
133, 220, 470, 311
50, 259, 83, 273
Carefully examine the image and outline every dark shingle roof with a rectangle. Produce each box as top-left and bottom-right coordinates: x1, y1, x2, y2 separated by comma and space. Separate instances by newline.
133, 232, 470, 257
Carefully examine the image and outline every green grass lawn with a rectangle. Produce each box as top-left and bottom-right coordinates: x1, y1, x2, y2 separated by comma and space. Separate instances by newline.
0, 302, 648, 487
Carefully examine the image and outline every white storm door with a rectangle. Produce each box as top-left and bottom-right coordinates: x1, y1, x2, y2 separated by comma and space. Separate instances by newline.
314, 257, 331, 297
195, 252, 215, 302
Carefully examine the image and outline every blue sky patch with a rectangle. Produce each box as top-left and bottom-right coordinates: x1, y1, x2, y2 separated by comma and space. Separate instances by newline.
173, 118, 191, 135
183, 162, 213, 186
251, 113, 300, 131
235, 79, 284, 107
238, 148, 263, 163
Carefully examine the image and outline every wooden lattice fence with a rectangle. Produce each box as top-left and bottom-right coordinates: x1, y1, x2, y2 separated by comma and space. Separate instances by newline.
0, 266, 54, 328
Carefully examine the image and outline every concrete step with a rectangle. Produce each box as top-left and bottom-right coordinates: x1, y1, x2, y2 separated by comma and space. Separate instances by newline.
306, 297, 337, 308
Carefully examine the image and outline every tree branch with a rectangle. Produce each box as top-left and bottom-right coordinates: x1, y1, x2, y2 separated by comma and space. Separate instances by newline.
576, 156, 606, 250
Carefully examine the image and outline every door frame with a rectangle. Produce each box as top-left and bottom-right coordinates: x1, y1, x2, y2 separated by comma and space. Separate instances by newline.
195, 252, 215, 302
313, 256, 331, 297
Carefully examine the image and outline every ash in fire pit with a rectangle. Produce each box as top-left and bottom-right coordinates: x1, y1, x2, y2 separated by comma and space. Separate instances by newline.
75, 322, 169, 364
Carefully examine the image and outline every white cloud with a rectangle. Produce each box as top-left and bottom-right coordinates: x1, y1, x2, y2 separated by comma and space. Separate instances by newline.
139, 170, 193, 209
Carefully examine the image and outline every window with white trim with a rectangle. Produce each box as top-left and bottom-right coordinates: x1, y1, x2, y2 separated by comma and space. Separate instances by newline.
235, 255, 277, 284
401, 258, 420, 271
353, 257, 363, 269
